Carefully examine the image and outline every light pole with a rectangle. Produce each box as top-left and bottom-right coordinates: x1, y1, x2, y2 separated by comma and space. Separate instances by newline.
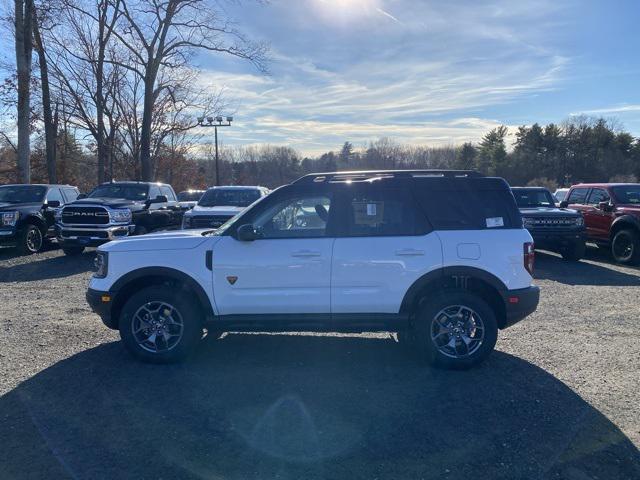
197, 115, 233, 186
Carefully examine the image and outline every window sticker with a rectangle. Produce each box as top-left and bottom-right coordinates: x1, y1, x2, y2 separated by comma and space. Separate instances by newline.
486, 217, 504, 228
353, 201, 384, 226
366, 203, 377, 216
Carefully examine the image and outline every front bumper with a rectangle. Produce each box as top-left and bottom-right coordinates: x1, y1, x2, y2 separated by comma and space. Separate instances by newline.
528, 229, 585, 249
0, 227, 18, 245
58, 224, 135, 247
86, 288, 117, 329
501, 286, 540, 328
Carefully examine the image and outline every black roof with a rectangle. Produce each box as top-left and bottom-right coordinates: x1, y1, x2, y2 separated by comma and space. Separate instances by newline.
97, 181, 171, 187
293, 169, 483, 185
1, 183, 77, 188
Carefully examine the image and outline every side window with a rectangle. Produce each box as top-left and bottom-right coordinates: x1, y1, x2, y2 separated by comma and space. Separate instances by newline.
254, 195, 332, 239
62, 188, 78, 203
587, 188, 610, 205
46, 188, 65, 205
567, 188, 589, 204
344, 187, 427, 237
148, 185, 161, 199
160, 186, 176, 202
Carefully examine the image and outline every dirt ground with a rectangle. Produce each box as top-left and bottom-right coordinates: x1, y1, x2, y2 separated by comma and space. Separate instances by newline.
1, 245, 639, 479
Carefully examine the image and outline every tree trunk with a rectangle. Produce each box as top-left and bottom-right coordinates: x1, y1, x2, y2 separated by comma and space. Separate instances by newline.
139, 75, 156, 181
15, 0, 33, 184
32, 8, 57, 183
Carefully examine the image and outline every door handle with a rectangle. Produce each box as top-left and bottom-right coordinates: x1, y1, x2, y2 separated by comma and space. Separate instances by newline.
395, 249, 425, 256
291, 250, 322, 257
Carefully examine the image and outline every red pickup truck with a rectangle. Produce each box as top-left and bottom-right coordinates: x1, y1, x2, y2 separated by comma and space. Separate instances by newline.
562, 183, 640, 265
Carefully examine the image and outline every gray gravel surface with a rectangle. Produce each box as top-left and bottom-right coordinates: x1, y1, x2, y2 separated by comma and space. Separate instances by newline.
1, 245, 639, 480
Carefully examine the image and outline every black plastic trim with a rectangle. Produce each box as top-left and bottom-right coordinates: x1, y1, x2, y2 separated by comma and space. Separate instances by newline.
501, 286, 540, 328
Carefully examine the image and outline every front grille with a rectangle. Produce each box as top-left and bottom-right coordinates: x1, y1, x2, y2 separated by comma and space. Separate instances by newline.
61, 230, 109, 239
192, 215, 233, 228
526, 217, 577, 227
62, 206, 110, 225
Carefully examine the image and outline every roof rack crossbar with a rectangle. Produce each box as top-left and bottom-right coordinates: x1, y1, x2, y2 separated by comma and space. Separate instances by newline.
293, 169, 483, 184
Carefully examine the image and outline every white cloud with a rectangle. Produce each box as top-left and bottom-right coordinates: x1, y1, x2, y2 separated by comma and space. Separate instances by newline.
571, 104, 640, 115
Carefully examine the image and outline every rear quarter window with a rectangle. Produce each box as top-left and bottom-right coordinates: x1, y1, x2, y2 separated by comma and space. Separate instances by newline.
412, 178, 521, 230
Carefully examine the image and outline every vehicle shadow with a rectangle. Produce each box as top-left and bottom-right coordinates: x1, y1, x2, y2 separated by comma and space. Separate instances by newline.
534, 250, 640, 286
1, 334, 638, 480
0, 250, 95, 283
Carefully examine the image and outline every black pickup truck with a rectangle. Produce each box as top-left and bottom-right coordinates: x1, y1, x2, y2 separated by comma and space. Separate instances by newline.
0, 184, 80, 254
57, 181, 182, 255
511, 187, 586, 261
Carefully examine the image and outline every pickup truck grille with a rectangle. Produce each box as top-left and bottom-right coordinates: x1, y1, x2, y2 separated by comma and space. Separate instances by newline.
526, 217, 577, 227
61, 206, 110, 225
61, 229, 110, 239
191, 215, 233, 228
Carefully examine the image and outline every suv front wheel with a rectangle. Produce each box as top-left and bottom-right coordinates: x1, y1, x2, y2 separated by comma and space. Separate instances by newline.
119, 286, 203, 363
402, 291, 498, 369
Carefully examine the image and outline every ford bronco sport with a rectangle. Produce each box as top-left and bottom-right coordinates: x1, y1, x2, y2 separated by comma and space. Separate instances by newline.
86, 170, 539, 369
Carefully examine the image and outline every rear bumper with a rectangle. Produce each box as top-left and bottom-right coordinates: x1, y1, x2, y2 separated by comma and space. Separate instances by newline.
501, 286, 540, 328
86, 288, 117, 329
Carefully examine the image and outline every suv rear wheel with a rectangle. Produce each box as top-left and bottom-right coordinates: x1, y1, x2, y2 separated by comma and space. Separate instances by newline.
611, 229, 640, 265
118, 286, 203, 363
402, 291, 498, 369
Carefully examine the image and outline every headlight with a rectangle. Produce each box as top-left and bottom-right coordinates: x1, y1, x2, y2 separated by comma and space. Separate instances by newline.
575, 216, 584, 226
1, 211, 19, 226
54, 208, 63, 222
110, 208, 132, 223
94, 251, 109, 278
522, 217, 535, 228
182, 215, 192, 229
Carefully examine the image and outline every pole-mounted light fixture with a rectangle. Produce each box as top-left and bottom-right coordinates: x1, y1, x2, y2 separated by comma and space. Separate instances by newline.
196, 114, 234, 186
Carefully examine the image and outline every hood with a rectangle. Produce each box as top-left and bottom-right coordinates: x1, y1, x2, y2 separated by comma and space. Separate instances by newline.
67, 197, 146, 211
0, 202, 43, 213
188, 205, 244, 216
615, 205, 640, 215
519, 207, 580, 217
99, 229, 216, 252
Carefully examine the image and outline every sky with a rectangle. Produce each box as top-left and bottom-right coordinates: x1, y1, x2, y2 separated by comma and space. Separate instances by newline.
194, 0, 640, 155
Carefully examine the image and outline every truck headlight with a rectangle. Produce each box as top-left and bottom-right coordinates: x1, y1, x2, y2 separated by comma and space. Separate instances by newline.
2, 211, 19, 226
182, 215, 192, 229
522, 217, 535, 228
110, 209, 132, 223
94, 251, 109, 278
575, 216, 584, 226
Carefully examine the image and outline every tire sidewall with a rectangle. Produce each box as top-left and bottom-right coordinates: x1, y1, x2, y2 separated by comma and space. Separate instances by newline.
119, 286, 203, 363
612, 229, 640, 265
19, 224, 43, 254
412, 291, 498, 369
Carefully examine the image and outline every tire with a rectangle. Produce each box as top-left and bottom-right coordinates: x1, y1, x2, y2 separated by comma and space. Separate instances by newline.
62, 246, 85, 256
17, 223, 44, 254
118, 285, 203, 363
134, 226, 148, 236
405, 291, 498, 370
561, 241, 586, 261
611, 229, 640, 265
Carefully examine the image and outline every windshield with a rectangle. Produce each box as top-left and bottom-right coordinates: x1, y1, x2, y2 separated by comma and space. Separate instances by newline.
0, 185, 47, 204
512, 189, 556, 208
198, 188, 261, 207
554, 190, 568, 202
178, 191, 204, 202
612, 186, 640, 204
89, 184, 148, 201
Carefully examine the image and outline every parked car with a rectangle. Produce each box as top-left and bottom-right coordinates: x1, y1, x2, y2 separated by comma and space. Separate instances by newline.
181, 186, 270, 229
554, 188, 569, 204
57, 181, 182, 255
511, 187, 586, 261
176, 189, 205, 210
0, 184, 80, 254
86, 169, 539, 369
562, 183, 640, 265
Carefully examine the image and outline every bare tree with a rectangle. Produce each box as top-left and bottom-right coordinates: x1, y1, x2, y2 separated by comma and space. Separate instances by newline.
14, 0, 34, 183
111, 0, 267, 180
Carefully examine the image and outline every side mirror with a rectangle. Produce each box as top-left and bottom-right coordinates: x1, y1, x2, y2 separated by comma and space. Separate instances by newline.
47, 200, 61, 208
77, 193, 87, 200
598, 201, 613, 212
559, 201, 569, 208
235, 224, 259, 242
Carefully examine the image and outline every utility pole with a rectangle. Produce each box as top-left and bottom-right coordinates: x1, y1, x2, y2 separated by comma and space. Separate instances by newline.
197, 116, 233, 186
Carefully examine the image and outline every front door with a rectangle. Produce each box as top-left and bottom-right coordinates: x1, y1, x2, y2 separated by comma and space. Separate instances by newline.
212, 191, 335, 316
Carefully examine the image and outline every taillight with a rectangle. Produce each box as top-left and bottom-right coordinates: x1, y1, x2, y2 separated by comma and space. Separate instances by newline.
524, 242, 535, 275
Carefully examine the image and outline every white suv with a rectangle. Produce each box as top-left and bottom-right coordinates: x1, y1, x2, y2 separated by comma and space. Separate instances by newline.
87, 170, 539, 369
181, 186, 269, 229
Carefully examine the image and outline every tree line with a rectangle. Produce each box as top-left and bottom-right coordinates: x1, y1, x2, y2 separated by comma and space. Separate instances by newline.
1, 116, 638, 193
2, 0, 267, 185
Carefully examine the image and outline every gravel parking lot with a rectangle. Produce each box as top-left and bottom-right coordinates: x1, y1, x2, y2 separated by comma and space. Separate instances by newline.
1, 245, 639, 479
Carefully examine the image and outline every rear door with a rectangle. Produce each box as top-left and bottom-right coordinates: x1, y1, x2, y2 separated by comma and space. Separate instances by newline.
330, 183, 441, 314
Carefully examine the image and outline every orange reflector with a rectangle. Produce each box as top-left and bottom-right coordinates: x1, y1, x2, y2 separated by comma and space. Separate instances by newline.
101, 295, 111, 303
508, 296, 519, 304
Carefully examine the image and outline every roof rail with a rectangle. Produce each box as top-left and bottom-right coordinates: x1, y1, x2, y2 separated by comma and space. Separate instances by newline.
293, 169, 483, 184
